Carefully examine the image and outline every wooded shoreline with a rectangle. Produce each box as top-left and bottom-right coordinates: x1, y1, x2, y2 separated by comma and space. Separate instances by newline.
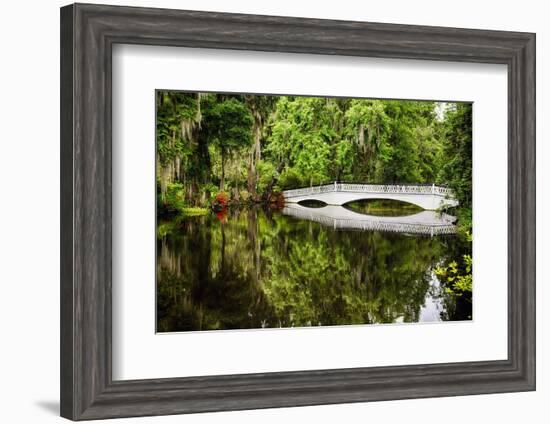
156, 92, 472, 232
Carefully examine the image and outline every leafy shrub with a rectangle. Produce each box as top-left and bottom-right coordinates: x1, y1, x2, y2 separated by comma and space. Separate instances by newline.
278, 168, 303, 190
435, 254, 472, 295
162, 183, 185, 213
257, 161, 278, 194
180, 207, 208, 217
215, 191, 229, 207
203, 183, 219, 200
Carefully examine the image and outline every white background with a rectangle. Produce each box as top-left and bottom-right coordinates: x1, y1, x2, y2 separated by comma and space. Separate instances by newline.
113, 45, 508, 380
0, 0, 546, 423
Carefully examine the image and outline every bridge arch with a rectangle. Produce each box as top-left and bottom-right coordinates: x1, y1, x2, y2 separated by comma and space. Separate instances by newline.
341, 197, 423, 209
292, 193, 433, 209
297, 199, 327, 208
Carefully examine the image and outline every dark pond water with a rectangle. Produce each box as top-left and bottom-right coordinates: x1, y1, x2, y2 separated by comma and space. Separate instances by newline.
157, 204, 472, 333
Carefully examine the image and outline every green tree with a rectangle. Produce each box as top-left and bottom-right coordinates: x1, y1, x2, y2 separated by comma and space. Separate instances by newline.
156, 91, 201, 202
345, 100, 391, 180
439, 103, 473, 209
266, 97, 340, 186
244, 95, 277, 199
201, 97, 253, 191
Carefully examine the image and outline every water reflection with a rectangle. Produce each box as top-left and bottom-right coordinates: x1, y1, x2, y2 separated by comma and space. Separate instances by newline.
283, 203, 457, 236
157, 206, 471, 332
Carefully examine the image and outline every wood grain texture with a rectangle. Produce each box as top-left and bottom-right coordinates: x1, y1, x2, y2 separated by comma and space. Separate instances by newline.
60, 3, 536, 420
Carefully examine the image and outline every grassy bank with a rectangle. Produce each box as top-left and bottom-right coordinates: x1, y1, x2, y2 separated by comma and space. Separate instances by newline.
180, 207, 209, 217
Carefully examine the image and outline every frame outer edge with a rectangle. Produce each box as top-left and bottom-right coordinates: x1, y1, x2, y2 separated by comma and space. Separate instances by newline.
509, 33, 536, 389
60, 3, 537, 420
60, 4, 76, 420
521, 33, 536, 389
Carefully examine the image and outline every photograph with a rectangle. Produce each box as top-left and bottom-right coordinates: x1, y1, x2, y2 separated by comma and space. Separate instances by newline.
155, 91, 473, 333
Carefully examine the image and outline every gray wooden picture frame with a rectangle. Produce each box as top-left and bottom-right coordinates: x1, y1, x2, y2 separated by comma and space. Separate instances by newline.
60, 3, 536, 421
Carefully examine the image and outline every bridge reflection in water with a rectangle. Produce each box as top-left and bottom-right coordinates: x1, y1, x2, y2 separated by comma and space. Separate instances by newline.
282, 203, 457, 236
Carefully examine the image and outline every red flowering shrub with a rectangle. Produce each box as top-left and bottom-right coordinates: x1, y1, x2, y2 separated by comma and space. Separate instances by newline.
215, 192, 229, 207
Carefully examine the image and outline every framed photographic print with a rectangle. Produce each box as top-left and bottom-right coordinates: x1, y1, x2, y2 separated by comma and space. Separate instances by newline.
60, 3, 536, 420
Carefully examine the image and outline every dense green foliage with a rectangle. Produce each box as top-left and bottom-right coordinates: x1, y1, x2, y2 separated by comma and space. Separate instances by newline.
156, 92, 472, 222
438, 103, 473, 233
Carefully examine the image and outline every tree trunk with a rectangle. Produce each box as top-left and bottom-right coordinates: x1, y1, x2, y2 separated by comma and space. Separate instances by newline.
358, 122, 365, 152
160, 165, 171, 203
263, 161, 286, 201
220, 149, 226, 191
247, 116, 261, 200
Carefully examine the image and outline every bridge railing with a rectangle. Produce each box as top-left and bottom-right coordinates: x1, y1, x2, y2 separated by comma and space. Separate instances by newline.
282, 182, 454, 198
282, 184, 335, 198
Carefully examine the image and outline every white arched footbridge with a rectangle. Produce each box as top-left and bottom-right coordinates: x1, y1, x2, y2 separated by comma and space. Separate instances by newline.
282, 182, 458, 210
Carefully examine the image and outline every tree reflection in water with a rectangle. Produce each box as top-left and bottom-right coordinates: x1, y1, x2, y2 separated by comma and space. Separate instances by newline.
156, 206, 471, 332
